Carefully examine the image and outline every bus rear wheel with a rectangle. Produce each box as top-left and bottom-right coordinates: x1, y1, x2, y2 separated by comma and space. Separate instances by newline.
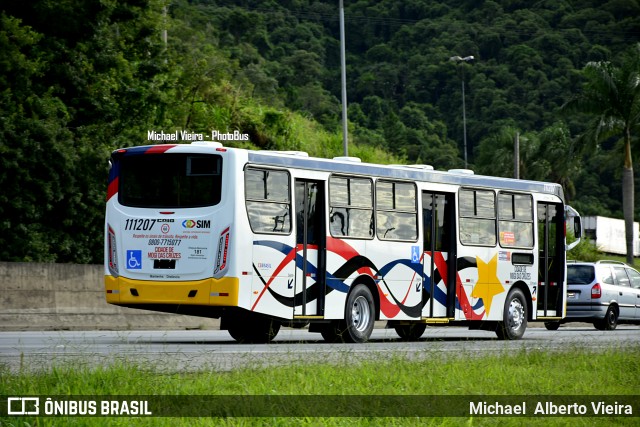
495, 288, 528, 340
320, 321, 343, 343
544, 321, 560, 331
227, 316, 281, 344
394, 323, 427, 341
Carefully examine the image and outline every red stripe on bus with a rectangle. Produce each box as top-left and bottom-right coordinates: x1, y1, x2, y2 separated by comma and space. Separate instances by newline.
327, 237, 374, 276
145, 144, 176, 154
251, 244, 320, 311
107, 177, 118, 201
433, 252, 484, 320
251, 247, 298, 311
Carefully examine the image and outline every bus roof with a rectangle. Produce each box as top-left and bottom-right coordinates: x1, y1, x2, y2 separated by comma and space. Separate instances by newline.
110, 143, 565, 202
247, 150, 565, 202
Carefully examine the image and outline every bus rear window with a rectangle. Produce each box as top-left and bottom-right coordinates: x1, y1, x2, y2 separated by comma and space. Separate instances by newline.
118, 154, 222, 208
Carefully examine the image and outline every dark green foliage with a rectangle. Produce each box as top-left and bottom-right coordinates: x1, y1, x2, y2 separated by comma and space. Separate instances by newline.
0, 2, 166, 263
0, 0, 638, 262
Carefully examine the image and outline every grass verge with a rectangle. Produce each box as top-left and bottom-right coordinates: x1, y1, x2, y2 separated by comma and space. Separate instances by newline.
1, 347, 638, 426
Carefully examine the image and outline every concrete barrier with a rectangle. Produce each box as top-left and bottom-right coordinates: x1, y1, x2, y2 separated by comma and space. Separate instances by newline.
0, 262, 220, 331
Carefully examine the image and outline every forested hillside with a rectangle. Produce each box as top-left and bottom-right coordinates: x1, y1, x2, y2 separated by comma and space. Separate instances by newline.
1, 0, 639, 263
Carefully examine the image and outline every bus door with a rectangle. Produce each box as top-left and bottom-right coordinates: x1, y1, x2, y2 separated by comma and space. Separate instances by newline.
422, 192, 456, 318
294, 179, 326, 317
537, 202, 564, 318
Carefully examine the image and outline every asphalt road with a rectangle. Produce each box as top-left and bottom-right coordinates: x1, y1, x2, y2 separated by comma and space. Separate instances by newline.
1, 325, 638, 373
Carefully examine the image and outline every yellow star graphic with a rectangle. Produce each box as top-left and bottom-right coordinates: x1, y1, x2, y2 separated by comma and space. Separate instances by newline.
471, 255, 504, 316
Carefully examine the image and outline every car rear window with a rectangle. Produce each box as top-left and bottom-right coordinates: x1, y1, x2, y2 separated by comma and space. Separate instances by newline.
567, 265, 595, 284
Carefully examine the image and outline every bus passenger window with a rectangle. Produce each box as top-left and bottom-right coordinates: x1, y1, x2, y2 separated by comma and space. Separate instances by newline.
376, 181, 417, 241
245, 168, 291, 234
329, 176, 374, 239
498, 193, 533, 248
459, 189, 496, 246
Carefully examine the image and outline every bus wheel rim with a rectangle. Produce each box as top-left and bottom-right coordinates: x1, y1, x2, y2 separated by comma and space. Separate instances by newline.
508, 298, 524, 331
352, 296, 371, 332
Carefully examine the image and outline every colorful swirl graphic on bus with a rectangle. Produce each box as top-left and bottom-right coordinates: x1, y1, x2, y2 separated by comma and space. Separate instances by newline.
251, 238, 486, 320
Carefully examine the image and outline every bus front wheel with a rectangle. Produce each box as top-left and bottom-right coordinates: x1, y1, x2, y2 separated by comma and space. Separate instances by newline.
343, 284, 376, 343
495, 288, 528, 340
321, 284, 376, 343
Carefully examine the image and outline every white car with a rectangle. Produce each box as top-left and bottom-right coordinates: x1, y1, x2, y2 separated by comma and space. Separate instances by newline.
545, 261, 640, 330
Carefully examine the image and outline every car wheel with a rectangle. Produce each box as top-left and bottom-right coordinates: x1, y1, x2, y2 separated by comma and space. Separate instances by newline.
496, 288, 528, 340
594, 306, 618, 331
394, 323, 427, 341
544, 321, 560, 331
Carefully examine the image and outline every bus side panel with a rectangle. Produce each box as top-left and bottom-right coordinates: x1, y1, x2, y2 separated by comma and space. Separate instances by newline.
364, 239, 422, 321
249, 235, 297, 319
322, 238, 423, 321
323, 237, 368, 319
455, 244, 538, 322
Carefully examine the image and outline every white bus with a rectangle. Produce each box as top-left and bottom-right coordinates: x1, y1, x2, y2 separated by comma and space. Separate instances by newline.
104, 141, 581, 343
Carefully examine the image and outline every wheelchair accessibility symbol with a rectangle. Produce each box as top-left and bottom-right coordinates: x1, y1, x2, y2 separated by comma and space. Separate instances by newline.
411, 246, 421, 264
127, 250, 142, 269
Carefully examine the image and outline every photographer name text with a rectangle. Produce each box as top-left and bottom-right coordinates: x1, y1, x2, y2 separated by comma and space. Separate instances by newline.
148, 130, 249, 142
470, 400, 633, 416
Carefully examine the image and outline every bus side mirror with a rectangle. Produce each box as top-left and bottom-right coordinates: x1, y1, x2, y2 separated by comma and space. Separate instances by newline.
565, 205, 581, 251
573, 216, 582, 239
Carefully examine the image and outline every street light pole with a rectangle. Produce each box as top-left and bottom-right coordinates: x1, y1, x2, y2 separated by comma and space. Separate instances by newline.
450, 55, 474, 169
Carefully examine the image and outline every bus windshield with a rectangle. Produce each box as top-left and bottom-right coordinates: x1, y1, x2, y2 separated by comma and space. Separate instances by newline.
118, 153, 222, 208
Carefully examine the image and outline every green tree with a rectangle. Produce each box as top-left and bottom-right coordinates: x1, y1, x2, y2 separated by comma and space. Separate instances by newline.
563, 43, 640, 264
474, 126, 547, 180
0, 1, 167, 263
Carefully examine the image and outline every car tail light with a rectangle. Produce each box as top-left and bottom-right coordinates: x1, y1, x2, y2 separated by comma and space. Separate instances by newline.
591, 283, 602, 299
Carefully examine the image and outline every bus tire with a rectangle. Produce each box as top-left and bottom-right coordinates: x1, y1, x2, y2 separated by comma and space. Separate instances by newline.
320, 321, 343, 343
260, 319, 281, 343
342, 284, 376, 343
227, 317, 281, 344
495, 288, 528, 340
227, 323, 249, 343
288, 320, 310, 329
544, 321, 560, 331
394, 323, 427, 341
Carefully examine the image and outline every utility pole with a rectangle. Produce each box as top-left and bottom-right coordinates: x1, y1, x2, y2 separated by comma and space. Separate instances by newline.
514, 132, 520, 179
163, 4, 168, 47
339, 0, 348, 156
449, 55, 474, 168
162, 3, 168, 64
